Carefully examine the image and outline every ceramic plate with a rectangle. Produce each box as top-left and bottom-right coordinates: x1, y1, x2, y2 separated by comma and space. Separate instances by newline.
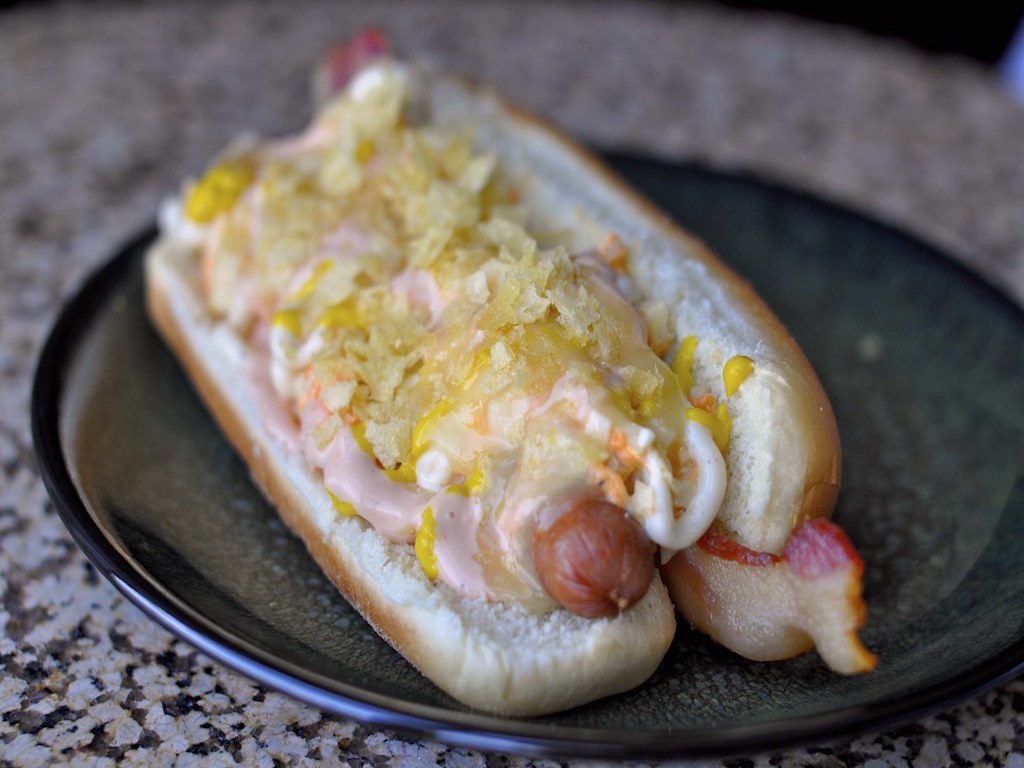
33, 156, 1024, 759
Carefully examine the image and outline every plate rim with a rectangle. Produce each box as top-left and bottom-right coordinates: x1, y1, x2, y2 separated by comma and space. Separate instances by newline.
31, 157, 1024, 759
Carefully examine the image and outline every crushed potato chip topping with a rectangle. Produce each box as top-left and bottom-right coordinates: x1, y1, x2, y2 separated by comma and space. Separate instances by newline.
187, 63, 701, 482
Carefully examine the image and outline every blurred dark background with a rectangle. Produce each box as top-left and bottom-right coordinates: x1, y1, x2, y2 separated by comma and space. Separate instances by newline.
720, 1, 1024, 63
9, 0, 1024, 65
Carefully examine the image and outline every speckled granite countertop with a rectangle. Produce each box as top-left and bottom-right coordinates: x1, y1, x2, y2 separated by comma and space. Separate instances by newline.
3, 1, 1024, 765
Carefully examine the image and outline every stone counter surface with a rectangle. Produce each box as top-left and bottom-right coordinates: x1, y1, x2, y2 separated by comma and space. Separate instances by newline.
2, 1, 1023, 765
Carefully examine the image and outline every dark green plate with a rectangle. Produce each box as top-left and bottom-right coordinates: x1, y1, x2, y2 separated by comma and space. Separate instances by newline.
32, 155, 1024, 759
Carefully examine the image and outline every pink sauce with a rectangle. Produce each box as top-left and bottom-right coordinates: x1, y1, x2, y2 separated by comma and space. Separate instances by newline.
247, 326, 301, 452
243, 371, 492, 597
431, 493, 490, 598
389, 270, 448, 325
323, 222, 371, 260
300, 398, 426, 542
248, 349, 494, 596
263, 122, 335, 160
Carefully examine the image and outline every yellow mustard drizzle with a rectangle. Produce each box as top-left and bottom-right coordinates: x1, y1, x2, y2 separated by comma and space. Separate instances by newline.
318, 298, 364, 329
289, 260, 335, 303
446, 463, 486, 497
271, 308, 303, 336
349, 421, 416, 482
355, 138, 377, 165
461, 348, 492, 392
411, 401, 448, 457
383, 462, 417, 484
415, 506, 439, 580
184, 160, 254, 223
350, 422, 376, 457
465, 463, 486, 494
685, 404, 732, 452
327, 490, 359, 517
671, 335, 699, 396
723, 355, 754, 397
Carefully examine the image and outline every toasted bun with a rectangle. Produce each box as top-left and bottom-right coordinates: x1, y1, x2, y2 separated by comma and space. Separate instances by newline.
145, 66, 840, 713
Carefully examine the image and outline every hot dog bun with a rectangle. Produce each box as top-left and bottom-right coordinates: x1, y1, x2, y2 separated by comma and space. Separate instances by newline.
146, 59, 845, 714
148, 241, 676, 716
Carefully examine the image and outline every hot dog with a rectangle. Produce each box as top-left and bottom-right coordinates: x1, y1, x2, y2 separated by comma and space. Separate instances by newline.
533, 500, 656, 619
145, 32, 873, 716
